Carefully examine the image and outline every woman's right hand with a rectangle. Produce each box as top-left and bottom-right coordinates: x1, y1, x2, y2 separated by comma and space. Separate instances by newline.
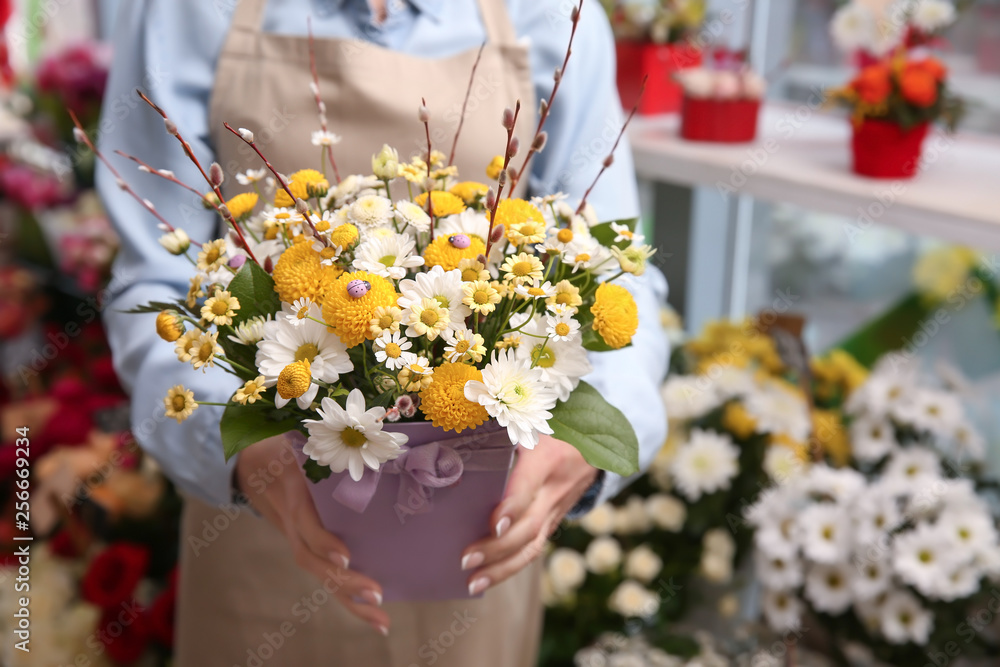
235, 435, 390, 634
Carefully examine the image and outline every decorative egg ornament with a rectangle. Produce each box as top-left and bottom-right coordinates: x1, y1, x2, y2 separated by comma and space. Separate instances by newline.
346, 279, 371, 298
448, 234, 471, 249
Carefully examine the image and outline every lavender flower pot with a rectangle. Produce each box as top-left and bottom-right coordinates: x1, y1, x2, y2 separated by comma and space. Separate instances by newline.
290, 421, 514, 602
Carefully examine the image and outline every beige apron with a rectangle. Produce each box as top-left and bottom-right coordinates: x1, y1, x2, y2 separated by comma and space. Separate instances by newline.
175, 1, 540, 665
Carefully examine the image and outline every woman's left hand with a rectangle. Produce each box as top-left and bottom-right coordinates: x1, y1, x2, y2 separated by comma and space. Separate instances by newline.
460, 435, 598, 595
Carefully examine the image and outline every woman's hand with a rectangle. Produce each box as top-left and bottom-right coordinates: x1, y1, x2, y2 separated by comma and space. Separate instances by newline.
236, 435, 391, 634
459, 435, 598, 594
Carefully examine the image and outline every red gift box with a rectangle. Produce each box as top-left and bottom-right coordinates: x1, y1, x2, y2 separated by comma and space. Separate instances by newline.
851, 119, 929, 179
680, 96, 760, 143
616, 41, 702, 115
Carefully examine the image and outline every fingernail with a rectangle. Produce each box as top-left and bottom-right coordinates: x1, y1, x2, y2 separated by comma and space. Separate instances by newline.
377, 624, 389, 636
363, 589, 383, 606
461, 552, 484, 571
495, 516, 510, 538
331, 552, 349, 569
469, 576, 490, 596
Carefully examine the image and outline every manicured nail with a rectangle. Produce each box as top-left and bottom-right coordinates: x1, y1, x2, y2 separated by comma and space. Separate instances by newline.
461, 552, 484, 571
377, 624, 389, 636
331, 552, 349, 569
469, 576, 491, 595
363, 589, 383, 606
495, 516, 510, 538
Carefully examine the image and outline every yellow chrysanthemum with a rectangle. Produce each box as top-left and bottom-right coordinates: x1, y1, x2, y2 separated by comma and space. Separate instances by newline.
811, 350, 869, 401
272, 240, 342, 303
722, 402, 757, 440
164, 385, 198, 423
200, 289, 241, 326
912, 246, 979, 303
155, 310, 184, 342
277, 359, 312, 400
413, 190, 466, 217
328, 223, 360, 250
419, 362, 488, 433
496, 199, 545, 245
234, 376, 267, 405
546, 280, 583, 311
812, 409, 850, 467
486, 155, 504, 180
321, 271, 398, 347
423, 234, 486, 271
591, 282, 639, 349
274, 169, 327, 207
226, 192, 259, 220
450, 181, 489, 204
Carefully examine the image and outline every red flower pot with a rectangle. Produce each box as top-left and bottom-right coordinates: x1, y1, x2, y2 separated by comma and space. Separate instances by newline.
680, 97, 760, 143
616, 41, 702, 115
851, 119, 929, 179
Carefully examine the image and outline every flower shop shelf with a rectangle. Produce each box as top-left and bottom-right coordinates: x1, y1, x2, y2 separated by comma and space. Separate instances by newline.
628, 103, 1000, 251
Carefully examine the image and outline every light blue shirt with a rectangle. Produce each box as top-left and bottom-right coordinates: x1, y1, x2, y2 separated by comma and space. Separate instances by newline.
98, 0, 669, 509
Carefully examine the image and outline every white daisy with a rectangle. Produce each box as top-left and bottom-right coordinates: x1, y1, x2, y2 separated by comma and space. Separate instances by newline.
610, 221, 644, 245
755, 552, 804, 590
948, 424, 987, 464
287, 297, 316, 327
397, 265, 471, 330
545, 312, 580, 342
849, 416, 896, 463
669, 429, 740, 502
846, 371, 913, 421
830, 3, 878, 52
464, 349, 558, 448
854, 486, 903, 548
804, 562, 853, 615
402, 297, 452, 341
353, 234, 424, 280
912, 0, 956, 33
894, 389, 964, 437
760, 588, 803, 632
442, 328, 486, 364
893, 522, 961, 597
763, 445, 807, 483
255, 302, 353, 409
311, 130, 342, 147
236, 168, 268, 185
512, 314, 592, 402
744, 381, 811, 442
323, 174, 381, 209
347, 194, 393, 230
746, 484, 807, 559
707, 364, 757, 400
796, 503, 853, 564
803, 464, 866, 505
303, 389, 406, 481
564, 236, 614, 274
514, 279, 557, 301
931, 563, 981, 602
373, 331, 414, 371
883, 447, 941, 487
879, 589, 934, 645
935, 508, 998, 554
851, 557, 893, 601
228, 315, 270, 346
660, 375, 721, 421
394, 200, 431, 233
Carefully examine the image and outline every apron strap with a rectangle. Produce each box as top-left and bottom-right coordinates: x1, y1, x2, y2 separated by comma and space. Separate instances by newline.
230, 0, 268, 32
476, 0, 520, 45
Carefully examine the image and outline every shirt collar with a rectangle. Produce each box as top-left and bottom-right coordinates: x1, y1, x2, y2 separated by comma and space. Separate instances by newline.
326, 0, 443, 21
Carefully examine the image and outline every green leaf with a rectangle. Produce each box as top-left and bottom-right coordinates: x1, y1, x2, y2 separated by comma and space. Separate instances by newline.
548, 381, 639, 476
303, 458, 332, 483
590, 217, 637, 248
580, 322, 616, 352
220, 402, 302, 460
227, 260, 281, 325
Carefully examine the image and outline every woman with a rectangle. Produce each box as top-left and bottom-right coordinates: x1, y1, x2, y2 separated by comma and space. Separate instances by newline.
99, 0, 669, 664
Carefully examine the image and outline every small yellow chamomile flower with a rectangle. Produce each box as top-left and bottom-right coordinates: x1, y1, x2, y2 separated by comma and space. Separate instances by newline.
419, 362, 489, 433
591, 283, 639, 350
501, 252, 544, 286
374, 331, 414, 371
164, 385, 198, 423
190, 331, 223, 370
277, 359, 313, 400
486, 154, 504, 180
610, 221, 643, 244
429, 165, 459, 180
722, 402, 758, 440
225, 192, 259, 221
274, 169, 327, 207
413, 190, 466, 217
491, 280, 511, 299
234, 376, 267, 405
514, 279, 557, 301
545, 313, 580, 342
443, 329, 487, 363
457, 258, 490, 283
155, 310, 184, 342
398, 357, 434, 392
158, 229, 191, 255
462, 280, 502, 315
496, 199, 546, 245
508, 220, 548, 247
328, 223, 360, 251
272, 240, 342, 303
423, 233, 486, 272
201, 289, 241, 326
400, 161, 430, 184
174, 329, 201, 363
404, 297, 452, 340
449, 181, 489, 205
496, 332, 522, 350
196, 239, 228, 272
372, 144, 401, 180
321, 271, 398, 347
369, 305, 403, 337
546, 280, 583, 313
611, 244, 657, 277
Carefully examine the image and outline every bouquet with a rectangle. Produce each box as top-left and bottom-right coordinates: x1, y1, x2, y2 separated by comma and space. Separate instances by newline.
830, 0, 958, 63
601, 0, 705, 44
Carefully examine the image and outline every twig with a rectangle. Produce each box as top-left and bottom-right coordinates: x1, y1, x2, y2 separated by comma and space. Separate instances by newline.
448, 42, 486, 167
136, 90, 259, 265
508, 0, 583, 193
308, 18, 341, 183
484, 101, 521, 260
574, 75, 645, 215
115, 150, 215, 204
420, 98, 436, 240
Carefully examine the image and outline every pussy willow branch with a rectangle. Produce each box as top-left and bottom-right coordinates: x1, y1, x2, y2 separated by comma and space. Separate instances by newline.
308, 18, 341, 183
575, 75, 645, 216
222, 122, 322, 241
68, 110, 183, 236
115, 150, 217, 207
421, 98, 437, 240
448, 42, 486, 167
137, 90, 259, 265
484, 100, 521, 260
508, 0, 583, 194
